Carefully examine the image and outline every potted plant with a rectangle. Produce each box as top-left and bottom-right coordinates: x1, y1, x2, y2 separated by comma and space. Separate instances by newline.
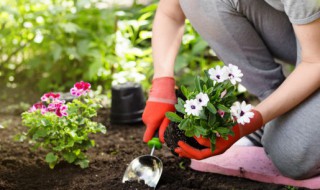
21, 81, 106, 169
165, 64, 254, 154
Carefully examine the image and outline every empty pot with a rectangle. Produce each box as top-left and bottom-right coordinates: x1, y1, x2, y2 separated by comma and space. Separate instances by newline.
110, 82, 145, 124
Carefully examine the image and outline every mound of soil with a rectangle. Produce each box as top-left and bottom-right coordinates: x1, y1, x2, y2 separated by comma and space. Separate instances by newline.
0, 108, 303, 190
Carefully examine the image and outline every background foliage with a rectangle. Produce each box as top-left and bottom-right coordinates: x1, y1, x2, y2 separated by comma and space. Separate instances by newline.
0, 0, 220, 105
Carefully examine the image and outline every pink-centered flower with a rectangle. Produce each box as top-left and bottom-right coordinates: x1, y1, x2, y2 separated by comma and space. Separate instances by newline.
29, 102, 47, 114
41, 92, 61, 102
55, 105, 68, 117
217, 110, 225, 118
70, 81, 91, 97
47, 100, 65, 112
45, 99, 68, 117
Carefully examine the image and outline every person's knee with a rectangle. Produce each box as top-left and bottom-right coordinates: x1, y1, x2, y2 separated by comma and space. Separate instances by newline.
262, 97, 320, 179
271, 152, 319, 180
263, 140, 320, 180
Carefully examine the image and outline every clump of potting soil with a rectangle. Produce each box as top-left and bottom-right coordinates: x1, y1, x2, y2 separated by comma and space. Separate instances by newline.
164, 121, 206, 156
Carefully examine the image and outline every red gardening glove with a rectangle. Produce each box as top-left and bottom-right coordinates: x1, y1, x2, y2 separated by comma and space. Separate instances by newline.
174, 110, 263, 160
142, 77, 176, 143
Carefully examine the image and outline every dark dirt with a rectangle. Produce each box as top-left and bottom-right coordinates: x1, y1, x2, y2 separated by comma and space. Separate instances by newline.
164, 122, 207, 156
0, 105, 307, 190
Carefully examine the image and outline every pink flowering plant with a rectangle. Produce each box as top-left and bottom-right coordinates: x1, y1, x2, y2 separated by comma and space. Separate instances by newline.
21, 81, 106, 169
166, 64, 254, 151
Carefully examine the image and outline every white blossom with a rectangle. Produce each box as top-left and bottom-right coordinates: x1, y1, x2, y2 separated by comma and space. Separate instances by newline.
195, 92, 209, 107
208, 66, 228, 83
226, 64, 243, 85
184, 99, 203, 116
112, 70, 146, 86
231, 101, 254, 125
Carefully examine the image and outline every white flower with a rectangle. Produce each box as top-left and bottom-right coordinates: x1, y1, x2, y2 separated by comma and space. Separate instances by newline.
208, 66, 228, 83
231, 101, 254, 125
184, 99, 203, 116
226, 64, 243, 85
195, 92, 209, 107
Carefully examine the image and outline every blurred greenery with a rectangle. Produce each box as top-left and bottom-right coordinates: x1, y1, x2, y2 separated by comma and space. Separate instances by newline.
0, 0, 220, 105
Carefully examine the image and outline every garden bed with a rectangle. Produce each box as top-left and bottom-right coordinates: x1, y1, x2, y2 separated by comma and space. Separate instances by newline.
0, 107, 302, 190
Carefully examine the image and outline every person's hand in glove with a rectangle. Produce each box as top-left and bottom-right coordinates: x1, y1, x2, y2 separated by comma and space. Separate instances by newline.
142, 77, 177, 143
174, 109, 263, 160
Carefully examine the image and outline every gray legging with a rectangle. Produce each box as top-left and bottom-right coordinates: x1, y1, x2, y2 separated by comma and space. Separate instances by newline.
179, 0, 320, 179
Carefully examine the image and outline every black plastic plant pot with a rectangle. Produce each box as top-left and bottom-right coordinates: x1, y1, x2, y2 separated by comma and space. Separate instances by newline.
164, 120, 206, 157
110, 82, 145, 124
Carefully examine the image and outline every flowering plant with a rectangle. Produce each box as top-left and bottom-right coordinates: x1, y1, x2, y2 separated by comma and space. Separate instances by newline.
166, 64, 254, 151
21, 81, 106, 169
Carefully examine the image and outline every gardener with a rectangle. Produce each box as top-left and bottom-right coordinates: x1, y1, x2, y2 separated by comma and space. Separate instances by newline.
142, 0, 320, 180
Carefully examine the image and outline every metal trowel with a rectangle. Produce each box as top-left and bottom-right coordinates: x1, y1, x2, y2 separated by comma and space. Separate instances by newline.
122, 133, 163, 188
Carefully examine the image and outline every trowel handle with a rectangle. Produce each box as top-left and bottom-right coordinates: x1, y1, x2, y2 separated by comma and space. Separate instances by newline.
147, 129, 162, 150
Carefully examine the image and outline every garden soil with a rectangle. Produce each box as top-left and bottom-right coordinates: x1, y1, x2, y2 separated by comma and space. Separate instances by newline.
0, 106, 307, 190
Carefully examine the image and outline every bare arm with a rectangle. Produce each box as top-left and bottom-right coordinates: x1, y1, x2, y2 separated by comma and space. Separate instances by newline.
255, 18, 320, 123
152, 0, 186, 79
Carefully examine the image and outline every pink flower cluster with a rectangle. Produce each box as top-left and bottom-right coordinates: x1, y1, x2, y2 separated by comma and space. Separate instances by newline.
29, 81, 91, 117
30, 92, 68, 117
41, 92, 61, 101
70, 81, 91, 97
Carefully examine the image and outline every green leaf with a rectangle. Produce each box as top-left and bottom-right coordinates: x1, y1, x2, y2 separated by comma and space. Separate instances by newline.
206, 87, 214, 95
179, 119, 190, 130
76, 159, 89, 169
90, 140, 95, 147
174, 55, 188, 73
77, 40, 90, 57
185, 129, 195, 137
49, 162, 56, 169
87, 61, 102, 80
138, 12, 153, 21
210, 136, 217, 152
198, 111, 207, 120
194, 126, 207, 137
66, 137, 75, 147
192, 40, 208, 55
63, 152, 77, 163
165, 112, 182, 122
217, 104, 230, 112
181, 85, 189, 98
52, 44, 62, 62
177, 97, 185, 105
208, 114, 216, 126
200, 120, 207, 128
216, 127, 231, 135
97, 123, 107, 134
59, 22, 80, 33
45, 152, 58, 163
207, 103, 217, 114
175, 104, 185, 114
33, 128, 48, 140
73, 149, 81, 156
139, 30, 152, 40
195, 76, 202, 92
175, 98, 186, 114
